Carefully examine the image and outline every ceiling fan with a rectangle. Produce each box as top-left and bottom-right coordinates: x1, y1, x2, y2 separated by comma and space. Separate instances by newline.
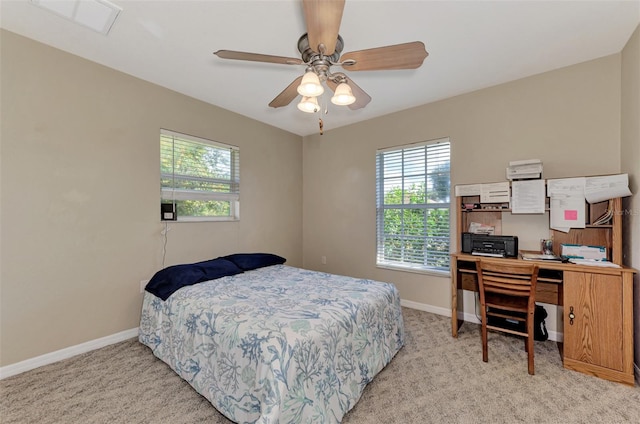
214, 0, 428, 115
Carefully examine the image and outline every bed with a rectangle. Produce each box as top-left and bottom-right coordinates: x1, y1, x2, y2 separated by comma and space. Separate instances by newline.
138, 254, 404, 423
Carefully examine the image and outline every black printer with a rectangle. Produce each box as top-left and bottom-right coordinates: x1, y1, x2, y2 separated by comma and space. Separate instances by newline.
461, 233, 519, 258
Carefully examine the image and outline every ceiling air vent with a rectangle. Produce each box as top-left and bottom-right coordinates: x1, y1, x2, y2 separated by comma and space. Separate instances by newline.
30, 0, 122, 35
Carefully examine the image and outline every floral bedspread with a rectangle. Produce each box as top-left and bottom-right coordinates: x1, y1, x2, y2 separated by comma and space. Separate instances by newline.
139, 265, 404, 423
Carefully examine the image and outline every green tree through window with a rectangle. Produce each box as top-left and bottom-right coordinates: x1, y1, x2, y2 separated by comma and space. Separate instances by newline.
161, 130, 239, 221
376, 139, 450, 271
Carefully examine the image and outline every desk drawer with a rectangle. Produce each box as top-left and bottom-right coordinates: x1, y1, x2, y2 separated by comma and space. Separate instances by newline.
536, 282, 560, 304
461, 272, 478, 291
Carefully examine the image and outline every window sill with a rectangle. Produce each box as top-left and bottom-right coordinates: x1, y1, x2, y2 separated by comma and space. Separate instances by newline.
376, 263, 450, 278
161, 218, 239, 223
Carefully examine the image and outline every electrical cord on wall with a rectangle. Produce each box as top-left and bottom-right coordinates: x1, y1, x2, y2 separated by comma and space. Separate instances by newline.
161, 221, 170, 268
475, 291, 483, 322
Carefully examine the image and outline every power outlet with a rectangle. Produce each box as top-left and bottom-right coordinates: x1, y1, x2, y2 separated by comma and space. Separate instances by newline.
321, 256, 327, 265
140, 279, 149, 293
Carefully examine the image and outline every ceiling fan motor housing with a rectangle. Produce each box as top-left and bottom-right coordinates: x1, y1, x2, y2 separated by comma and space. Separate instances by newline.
298, 33, 343, 63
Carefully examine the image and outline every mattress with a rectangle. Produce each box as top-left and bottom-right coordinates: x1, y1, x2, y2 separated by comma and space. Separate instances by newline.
139, 264, 404, 423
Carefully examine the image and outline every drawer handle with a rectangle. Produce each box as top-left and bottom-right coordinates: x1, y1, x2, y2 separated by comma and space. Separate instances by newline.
569, 306, 575, 325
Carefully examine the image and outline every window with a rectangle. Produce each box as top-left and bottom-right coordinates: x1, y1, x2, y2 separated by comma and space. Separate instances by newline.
376, 138, 451, 272
160, 129, 239, 221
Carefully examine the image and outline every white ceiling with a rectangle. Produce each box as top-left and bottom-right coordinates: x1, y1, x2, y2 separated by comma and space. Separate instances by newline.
2, 0, 639, 137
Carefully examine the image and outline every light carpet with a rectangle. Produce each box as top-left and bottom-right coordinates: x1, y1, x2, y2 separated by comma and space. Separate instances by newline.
2, 308, 639, 423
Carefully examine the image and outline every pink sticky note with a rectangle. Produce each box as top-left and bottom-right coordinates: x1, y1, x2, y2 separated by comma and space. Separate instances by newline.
564, 210, 578, 220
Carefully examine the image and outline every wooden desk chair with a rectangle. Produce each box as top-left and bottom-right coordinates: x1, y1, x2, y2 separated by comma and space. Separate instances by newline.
476, 260, 539, 375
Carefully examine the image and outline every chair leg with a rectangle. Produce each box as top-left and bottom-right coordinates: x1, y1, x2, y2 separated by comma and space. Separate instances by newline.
527, 336, 535, 375
527, 316, 535, 375
481, 320, 488, 363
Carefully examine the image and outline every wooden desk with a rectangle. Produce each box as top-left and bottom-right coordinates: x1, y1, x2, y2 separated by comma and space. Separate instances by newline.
450, 252, 636, 385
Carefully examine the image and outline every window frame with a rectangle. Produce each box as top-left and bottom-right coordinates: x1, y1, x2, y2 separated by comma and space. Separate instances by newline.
160, 129, 240, 222
375, 137, 451, 274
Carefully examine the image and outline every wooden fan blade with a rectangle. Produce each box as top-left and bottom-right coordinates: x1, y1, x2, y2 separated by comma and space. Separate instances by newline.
269, 76, 304, 108
214, 50, 304, 65
340, 41, 428, 71
327, 77, 371, 110
303, 0, 345, 55
346, 79, 372, 110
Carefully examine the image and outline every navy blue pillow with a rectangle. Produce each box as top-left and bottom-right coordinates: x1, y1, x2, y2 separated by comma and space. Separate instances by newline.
223, 253, 286, 271
146, 258, 243, 300
195, 257, 244, 280
145, 264, 207, 301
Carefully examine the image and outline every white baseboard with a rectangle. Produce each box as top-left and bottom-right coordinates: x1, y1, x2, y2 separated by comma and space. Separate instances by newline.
400, 300, 562, 342
635, 363, 640, 385
0, 328, 139, 380
400, 299, 452, 317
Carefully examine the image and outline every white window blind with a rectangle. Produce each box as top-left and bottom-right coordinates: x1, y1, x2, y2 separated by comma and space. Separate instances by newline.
160, 129, 239, 221
376, 138, 451, 272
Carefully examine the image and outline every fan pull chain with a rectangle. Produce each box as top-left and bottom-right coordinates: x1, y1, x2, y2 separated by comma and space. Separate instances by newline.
317, 92, 326, 135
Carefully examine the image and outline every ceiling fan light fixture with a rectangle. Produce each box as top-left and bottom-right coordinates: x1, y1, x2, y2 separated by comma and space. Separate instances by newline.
297, 70, 324, 97
331, 82, 356, 106
297, 96, 320, 113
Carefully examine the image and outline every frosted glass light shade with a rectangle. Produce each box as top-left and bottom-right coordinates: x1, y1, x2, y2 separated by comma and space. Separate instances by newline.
297, 71, 324, 97
331, 82, 355, 105
297, 96, 320, 113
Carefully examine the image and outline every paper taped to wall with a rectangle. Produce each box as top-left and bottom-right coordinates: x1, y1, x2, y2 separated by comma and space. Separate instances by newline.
584, 174, 632, 203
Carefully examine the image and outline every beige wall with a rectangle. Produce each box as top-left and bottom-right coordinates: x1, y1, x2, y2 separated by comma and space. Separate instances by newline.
302, 54, 623, 334
620, 24, 640, 377
2, 26, 637, 369
0, 30, 303, 366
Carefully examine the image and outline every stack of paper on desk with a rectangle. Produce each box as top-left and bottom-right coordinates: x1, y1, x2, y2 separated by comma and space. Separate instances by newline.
521, 253, 563, 261
568, 259, 620, 268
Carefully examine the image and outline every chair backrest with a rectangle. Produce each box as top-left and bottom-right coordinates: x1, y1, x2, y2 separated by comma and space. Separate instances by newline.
476, 260, 539, 300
